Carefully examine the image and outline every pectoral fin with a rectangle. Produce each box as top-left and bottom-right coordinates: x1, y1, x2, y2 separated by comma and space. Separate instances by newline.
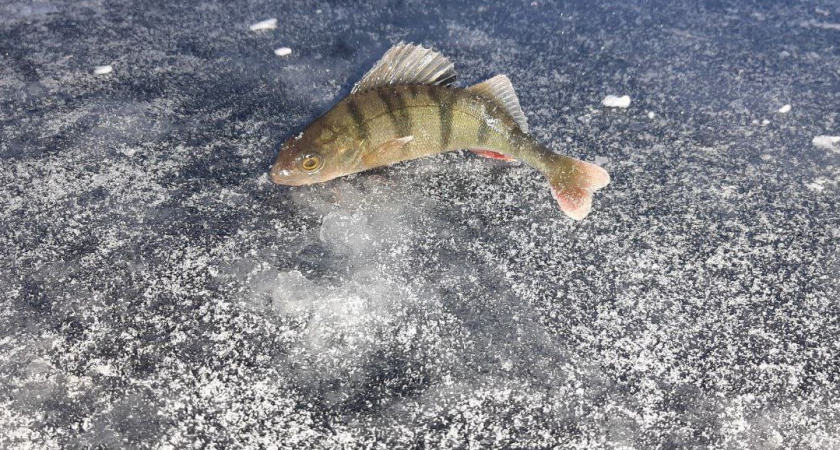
361, 136, 415, 166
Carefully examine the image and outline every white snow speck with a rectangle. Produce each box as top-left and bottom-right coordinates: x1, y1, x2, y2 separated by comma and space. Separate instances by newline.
93, 65, 113, 75
249, 18, 277, 31
647, 111, 655, 119
274, 47, 292, 56
119, 147, 138, 157
602, 95, 631, 108
761, 119, 770, 126
594, 155, 610, 166
812, 135, 840, 152
95, 364, 115, 377
778, 104, 791, 114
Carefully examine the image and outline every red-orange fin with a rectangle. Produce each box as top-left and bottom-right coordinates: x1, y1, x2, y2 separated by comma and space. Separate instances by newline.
548, 158, 610, 220
551, 185, 593, 220
470, 149, 517, 162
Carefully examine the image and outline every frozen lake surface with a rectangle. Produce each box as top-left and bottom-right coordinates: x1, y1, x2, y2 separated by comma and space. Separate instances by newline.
1, 0, 839, 448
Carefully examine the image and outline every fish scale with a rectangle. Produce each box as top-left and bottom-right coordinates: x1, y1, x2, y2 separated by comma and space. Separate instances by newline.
333, 85, 524, 169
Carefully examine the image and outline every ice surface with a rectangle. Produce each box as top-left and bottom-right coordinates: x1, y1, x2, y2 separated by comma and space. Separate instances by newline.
602, 94, 631, 108
1, 0, 839, 448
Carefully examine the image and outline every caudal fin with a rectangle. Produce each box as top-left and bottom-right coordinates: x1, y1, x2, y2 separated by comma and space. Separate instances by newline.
548, 157, 610, 220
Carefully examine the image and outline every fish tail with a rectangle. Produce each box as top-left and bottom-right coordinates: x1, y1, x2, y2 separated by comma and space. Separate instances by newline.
546, 155, 610, 220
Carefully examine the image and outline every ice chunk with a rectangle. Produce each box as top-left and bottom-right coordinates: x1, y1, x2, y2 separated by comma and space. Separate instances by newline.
93, 65, 113, 75
778, 104, 791, 114
647, 111, 655, 119
274, 47, 292, 56
249, 18, 277, 31
602, 95, 631, 108
812, 135, 840, 152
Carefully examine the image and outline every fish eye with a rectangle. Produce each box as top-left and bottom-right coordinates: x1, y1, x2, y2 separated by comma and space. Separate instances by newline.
300, 152, 323, 172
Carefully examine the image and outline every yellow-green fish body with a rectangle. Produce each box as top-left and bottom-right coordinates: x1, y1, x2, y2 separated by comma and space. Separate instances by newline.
271, 43, 609, 220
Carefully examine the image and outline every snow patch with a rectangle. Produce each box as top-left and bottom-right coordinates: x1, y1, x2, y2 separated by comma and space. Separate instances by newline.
5, 2, 59, 17
778, 104, 791, 114
93, 65, 113, 75
804, 175, 839, 192
94, 364, 115, 377
812, 135, 840, 152
800, 19, 840, 31
274, 47, 292, 56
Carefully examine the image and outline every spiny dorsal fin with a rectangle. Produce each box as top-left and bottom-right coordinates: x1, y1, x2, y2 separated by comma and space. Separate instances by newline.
352, 42, 456, 94
468, 75, 528, 133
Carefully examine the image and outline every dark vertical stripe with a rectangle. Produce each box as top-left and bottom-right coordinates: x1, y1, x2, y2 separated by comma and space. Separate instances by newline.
392, 90, 413, 137
477, 120, 490, 146
346, 98, 368, 142
377, 90, 400, 136
378, 90, 412, 137
408, 85, 419, 99
439, 90, 454, 149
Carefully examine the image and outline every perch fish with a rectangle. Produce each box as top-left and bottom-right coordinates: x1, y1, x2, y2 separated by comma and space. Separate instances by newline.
270, 43, 610, 220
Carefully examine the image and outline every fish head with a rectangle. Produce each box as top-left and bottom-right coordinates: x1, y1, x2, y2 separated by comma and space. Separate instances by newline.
269, 127, 351, 186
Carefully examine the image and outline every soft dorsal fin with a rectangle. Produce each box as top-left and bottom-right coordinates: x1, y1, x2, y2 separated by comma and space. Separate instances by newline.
352, 42, 456, 94
468, 75, 529, 133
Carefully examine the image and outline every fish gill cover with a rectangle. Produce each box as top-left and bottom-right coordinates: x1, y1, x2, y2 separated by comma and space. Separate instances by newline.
1, 0, 839, 449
